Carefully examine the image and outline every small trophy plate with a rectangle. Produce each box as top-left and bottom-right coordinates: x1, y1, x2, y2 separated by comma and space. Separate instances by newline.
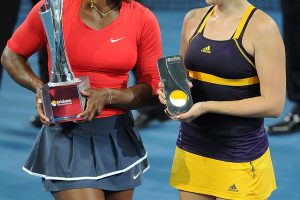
157, 55, 193, 115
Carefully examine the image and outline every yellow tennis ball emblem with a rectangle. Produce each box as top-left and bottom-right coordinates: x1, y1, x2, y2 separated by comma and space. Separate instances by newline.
169, 90, 188, 107
51, 100, 57, 107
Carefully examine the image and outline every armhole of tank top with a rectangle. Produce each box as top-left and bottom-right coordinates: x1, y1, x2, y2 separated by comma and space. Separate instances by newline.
233, 7, 257, 68
188, 6, 215, 43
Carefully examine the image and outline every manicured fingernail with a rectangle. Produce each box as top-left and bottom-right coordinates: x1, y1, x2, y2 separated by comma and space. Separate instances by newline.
37, 99, 43, 103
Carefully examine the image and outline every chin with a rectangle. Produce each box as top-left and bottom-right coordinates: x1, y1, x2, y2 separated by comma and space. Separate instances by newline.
205, 0, 220, 5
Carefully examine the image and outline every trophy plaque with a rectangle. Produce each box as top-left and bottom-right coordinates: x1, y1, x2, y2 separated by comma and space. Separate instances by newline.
157, 55, 193, 115
39, 0, 90, 123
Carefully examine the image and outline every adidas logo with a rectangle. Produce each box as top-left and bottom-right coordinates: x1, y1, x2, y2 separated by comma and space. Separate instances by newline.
228, 184, 239, 192
201, 45, 211, 53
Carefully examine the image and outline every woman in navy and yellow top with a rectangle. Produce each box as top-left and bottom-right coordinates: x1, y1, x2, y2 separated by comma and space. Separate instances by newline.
157, 0, 285, 199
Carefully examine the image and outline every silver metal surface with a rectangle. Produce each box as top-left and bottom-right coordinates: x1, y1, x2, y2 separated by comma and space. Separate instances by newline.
39, 0, 74, 83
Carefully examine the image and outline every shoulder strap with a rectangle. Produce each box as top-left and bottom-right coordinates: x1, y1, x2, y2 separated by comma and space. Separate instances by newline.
232, 5, 257, 40
198, 6, 216, 34
189, 6, 215, 42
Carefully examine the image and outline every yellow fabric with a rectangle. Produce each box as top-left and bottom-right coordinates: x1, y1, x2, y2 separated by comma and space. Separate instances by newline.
188, 70, 259, 86
170, 147, 276, 200
233, 5, 255, 39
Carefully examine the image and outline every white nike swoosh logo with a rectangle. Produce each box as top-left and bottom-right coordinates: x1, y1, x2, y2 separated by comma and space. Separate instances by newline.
111, 37, 125, 43
133, 171, 142, 180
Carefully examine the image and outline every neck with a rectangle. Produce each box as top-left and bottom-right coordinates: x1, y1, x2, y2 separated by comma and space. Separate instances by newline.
214, 0, 250, 17
86, 0, 120, 10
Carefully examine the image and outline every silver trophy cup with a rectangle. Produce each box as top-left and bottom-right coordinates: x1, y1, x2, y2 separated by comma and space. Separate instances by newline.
39, 0, 90, 123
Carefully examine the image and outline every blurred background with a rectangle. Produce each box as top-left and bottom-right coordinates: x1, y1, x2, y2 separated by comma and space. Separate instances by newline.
1, 0, 300, 200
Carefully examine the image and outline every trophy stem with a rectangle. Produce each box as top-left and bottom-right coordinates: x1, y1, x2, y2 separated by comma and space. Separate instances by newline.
40, 0, 75, 84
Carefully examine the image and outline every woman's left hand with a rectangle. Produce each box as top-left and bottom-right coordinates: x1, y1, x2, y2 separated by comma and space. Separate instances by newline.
173, 102, 207, 122
78, 88, 109, 121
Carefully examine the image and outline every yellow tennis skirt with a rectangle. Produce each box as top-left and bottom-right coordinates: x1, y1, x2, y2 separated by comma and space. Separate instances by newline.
170, 147, 276, 200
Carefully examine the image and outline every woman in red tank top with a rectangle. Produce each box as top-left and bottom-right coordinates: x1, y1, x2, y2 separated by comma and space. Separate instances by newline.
1, 0, 162, 199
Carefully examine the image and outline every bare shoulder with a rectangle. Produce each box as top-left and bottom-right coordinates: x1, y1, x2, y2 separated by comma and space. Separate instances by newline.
183, 6, 212, 28
184, 6, 211, 21
247, 9, 281, 39
182, 6, 212, 38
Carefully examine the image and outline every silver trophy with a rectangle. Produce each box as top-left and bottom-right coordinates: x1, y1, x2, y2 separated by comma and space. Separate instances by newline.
39, 0, 90, 123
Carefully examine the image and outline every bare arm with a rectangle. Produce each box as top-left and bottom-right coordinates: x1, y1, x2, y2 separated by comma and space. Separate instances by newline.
177, 11, 286, 121
1, 1, 46, 93
1, 47, 50, 124
1, 47, 44, 93
108, 83, 158, 110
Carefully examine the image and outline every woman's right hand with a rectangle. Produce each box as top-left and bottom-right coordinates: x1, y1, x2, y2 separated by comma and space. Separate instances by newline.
157, 81, 166, 105
157, 81, 175, 119
35, 90, 50, 126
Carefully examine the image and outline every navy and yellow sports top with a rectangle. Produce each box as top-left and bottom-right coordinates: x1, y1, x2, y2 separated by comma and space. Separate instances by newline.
178, 5, 269, 162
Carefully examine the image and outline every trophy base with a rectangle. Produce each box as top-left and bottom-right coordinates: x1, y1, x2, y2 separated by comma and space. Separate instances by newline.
40, 76, 90, 123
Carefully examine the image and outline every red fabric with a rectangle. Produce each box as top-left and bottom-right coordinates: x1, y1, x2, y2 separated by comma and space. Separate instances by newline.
8, 0, 162, 118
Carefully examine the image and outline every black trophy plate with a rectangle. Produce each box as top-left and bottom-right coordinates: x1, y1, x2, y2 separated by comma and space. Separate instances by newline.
157, 55, 193, 115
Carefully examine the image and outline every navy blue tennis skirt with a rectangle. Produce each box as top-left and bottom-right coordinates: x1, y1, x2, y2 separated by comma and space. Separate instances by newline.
22, 112, 149, 192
